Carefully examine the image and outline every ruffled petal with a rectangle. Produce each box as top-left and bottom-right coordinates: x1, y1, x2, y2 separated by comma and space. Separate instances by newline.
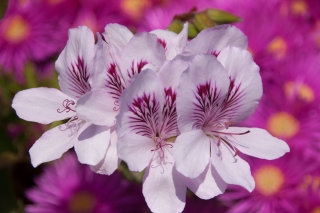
119, 32, 166, 86
76, 89, 119, 126
55, 26, 95, 99
217, 47, 262, 123
186, 164, 227, 199
211, 140, 255, 192
176, 54, 230, 133
143, 151, 186, 213
221, 127, 290, 160
12, 88, 76, 124
184, 24, 248, 56
29, 124, 77, 167
172, 129, 211, 178
103, 23, 133, 64
90, 129, 120, 175
117, 133, 155, 172
74, 124, 110, 165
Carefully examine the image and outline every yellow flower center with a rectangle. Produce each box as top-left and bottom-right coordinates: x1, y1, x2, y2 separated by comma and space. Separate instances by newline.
254, 165, 284, 196
121, 0, 151, 20
312, 207, 320, 213
291, 1, 308, 15
68, 191, 96, 213
2, 15, 30, 44
267, 112, 299, 139
284, 81, 315, 103
267, 37, 287, 59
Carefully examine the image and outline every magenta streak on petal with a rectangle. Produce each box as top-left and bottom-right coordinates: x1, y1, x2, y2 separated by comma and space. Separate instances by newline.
159, 87, 179, 137
157, 38, 167, 49
127, 60, 148, 79
57, 99, 76, 113
105, 63, 125, 110
210, 51, 220, 57
215, 79, 244, 122
128, 93, 160, 138
67, 57, 91, 98
193, 81, 221, 129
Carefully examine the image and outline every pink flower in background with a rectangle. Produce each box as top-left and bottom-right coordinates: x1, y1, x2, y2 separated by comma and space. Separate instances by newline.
26, 152, 146, 213
298, 172, 320, 212
0, 1, 64, 80
219, 153, 314, 213
242, 54, 320, 161
12, 26, 112, 168
116, 63, 188, 213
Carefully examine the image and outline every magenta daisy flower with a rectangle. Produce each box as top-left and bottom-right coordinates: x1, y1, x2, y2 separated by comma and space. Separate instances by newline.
298, 172, 320, 213
219, 152, 313, 213
25, 152, 146, 213
243, 54, 320, 161
0, 0, 65, 80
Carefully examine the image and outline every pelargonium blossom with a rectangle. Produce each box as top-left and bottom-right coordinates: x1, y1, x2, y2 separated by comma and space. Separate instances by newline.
12, 26, 112, 168
172, 48, 289, 194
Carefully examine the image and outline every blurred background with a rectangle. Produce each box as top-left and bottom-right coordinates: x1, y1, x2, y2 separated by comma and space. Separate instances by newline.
0, 0, 319, 212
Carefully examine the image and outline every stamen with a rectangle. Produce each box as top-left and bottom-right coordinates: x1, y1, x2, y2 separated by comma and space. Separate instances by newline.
150, 137, 173, 174
57, 99, 76, 113
58, 116, 85, 136
113, 100, 120, 111
212, 130, 250, 136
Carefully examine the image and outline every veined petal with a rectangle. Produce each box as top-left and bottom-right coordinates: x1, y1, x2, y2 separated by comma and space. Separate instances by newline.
221, 127, 290, 160
55, 26, 95, 99
117, 133, 155, 172
103, 23, 133, 63
184, 24, 248, 56
143, 152, 186, 213
211, 140, 255, 192
150, 29, 177, 50
76, 89, 118, 126
186, 164, 227, 199
119, 32, 166, 86
172, 129, 211, 178
74, 124, 110, 165
217, 47, 262, 123
116, 70, 164, 138
176, 54, 230, 133
90, 129, 120, 175
29, 124, 77, 167
12, 88, 76, 124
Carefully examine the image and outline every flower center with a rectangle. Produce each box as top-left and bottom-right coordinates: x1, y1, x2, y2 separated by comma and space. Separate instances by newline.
291, 0, 308, 15
266, 112, 299, 139
68, 191, 96, 213
312, 207, 320, 213
121, 0, 151, 20
254, 165, 284, 196
284, 81, 314, 103
267, 37, 287, 59
2, 15, 30, 44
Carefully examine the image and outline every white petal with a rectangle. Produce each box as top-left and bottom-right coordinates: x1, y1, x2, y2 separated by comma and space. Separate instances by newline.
186, 164, 227, 199
116, 70, 164, 138
166, 22, 188, 60
29, 124, 76, 167
217, 47, 262, 123
74, 124, 110, 165
117, 133, 154, 172
176, 54, 230, 133
103, 23, 133, 63
12, 88, 76, 124
184, 24, 248, 56
143, 152, 186, 213
211, 141, 255, 192
55, 26, 95, 98
90, 129, 120, 175
76, 89, 118, 126
158, 57, 188, 90
172, 129, 210, 178
222, 127, 290, 160
119, 32, 166, 86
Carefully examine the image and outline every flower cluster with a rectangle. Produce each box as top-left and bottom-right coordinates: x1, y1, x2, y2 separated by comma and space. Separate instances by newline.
12, 23, 289, 212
